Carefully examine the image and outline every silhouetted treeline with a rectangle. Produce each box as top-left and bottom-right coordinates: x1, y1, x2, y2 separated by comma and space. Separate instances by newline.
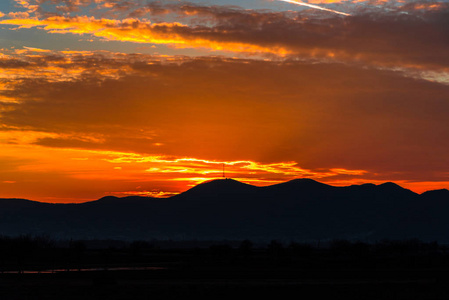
1, 235, 449, 273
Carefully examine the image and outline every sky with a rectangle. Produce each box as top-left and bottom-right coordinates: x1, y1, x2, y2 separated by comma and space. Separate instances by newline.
1, 0, 449, 202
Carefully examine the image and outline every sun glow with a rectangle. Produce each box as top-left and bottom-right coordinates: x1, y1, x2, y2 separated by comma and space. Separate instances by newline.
0, 131, 372, 202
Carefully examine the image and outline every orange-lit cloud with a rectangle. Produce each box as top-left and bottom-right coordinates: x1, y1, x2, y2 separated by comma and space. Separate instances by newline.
2, 50, 449, 181
400, 1, 449, 11
2, 2, 449, 85
329, 168, 368, 176
108, 190, 180, 198
13, 0, 38, 13
0, 134, 372, 202
0, 16, 291, 56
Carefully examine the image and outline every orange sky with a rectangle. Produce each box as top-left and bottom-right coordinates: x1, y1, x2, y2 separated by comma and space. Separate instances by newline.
1, 0, 449, 202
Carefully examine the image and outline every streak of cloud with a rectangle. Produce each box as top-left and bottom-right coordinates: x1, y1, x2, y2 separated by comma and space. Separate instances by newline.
279, 0, 351, 16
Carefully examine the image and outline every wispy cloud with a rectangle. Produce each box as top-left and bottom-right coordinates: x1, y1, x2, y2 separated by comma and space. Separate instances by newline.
279, 0, 351, 16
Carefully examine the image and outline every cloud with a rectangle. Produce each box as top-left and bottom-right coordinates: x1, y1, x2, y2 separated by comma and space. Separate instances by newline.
13, 0, 38, 13
400, 1, 449, 12
2, 50, 449, 185
2, 2, 449, 83
0, 15, 291, 55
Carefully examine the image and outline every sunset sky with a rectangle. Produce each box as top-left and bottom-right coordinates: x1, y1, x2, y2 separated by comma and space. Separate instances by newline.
1, 0, 449, 202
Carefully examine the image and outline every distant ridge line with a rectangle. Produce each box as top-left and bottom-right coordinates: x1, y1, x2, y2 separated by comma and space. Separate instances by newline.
3, 178, 448, 203
0, 177, 448, 242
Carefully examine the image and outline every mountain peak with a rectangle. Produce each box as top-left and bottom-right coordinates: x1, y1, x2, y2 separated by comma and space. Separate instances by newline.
376, 182, 417, 197
379, 181, 407, 190
288, 178, 326, 185
85, 195, 154, 206
180, 178, 257, 197
380, 181, 400, 186
196, 178, 255, 189
97, 196, 119, 202
421, 189, 449, 198
268, 178, 332, 190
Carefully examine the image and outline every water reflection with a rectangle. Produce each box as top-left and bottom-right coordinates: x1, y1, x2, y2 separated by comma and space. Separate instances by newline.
2, 266, 165, 274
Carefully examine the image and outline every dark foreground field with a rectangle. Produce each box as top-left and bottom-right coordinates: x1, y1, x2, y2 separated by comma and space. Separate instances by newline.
1, 237, 449, 299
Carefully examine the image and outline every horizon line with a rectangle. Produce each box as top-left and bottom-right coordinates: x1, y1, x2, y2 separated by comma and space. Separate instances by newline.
1, 178, 448, 204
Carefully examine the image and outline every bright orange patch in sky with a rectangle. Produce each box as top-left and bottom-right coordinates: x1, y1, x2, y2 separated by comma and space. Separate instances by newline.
0, 131, 372, 202
0, 131, 445, 202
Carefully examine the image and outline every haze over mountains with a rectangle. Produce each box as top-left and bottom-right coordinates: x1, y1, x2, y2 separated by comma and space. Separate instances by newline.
1, 179, 449, 242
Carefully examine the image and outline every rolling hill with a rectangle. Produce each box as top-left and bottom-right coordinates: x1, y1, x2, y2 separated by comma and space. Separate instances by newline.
0, 179, 448, 242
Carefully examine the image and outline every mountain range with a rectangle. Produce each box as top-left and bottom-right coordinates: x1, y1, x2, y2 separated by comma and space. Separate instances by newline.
1, 179, 449, 242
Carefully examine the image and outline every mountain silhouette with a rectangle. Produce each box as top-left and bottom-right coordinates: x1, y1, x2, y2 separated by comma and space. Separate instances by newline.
0, 179, 448, 242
